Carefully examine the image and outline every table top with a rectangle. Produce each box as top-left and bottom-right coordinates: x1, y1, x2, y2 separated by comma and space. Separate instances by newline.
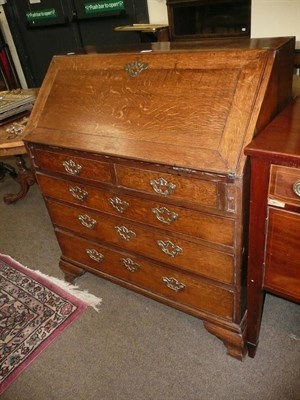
0, 115, 29, 156
245, 96, 300, 165
114, 24, 169, 33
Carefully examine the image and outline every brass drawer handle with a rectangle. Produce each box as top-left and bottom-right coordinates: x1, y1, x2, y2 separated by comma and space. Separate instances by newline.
78, 214, 97, 229
69, 186, 88, 202
63, 159, 82, 175
108, 196, 129, 213
115, 226, 136, 241
150, 177, 176, 197
162, 277, 185, 292
293, 180, 300, 197
152, 206, 179, 225
157, 240, 182, 258
86, 249, 104, 262
121, 257, 140, 272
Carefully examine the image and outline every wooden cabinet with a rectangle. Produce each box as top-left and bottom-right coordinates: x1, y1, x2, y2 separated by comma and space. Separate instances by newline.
24, 38, 295, 359
245, 98, 300, 358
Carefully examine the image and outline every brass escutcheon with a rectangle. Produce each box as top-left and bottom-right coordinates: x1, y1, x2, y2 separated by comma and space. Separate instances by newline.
152, 206, 179, 225
124, 59, 148, 78
63, 160, 82, 176
78, 214, 97, 229
150, 177, 176, 197
162, 277, 185, 292
69, 186, 88, 201
157, 239, 182, 258
86, 249, 104, 262
121, 258, 140, 272
108, 196, 129, 213
115, 226, 136, 241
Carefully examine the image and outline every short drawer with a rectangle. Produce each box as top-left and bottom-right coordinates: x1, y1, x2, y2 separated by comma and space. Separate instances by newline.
46, 200, 234, 285
269, 165, 300, 207
33, 148, 113, 183
37, 174, 234, 248
116, 165, 220, 209
264, 207, 300, 302
56, 230, 234, 320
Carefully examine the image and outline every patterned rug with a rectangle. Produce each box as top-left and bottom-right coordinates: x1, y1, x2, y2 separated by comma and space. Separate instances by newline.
0, 254, 99, 394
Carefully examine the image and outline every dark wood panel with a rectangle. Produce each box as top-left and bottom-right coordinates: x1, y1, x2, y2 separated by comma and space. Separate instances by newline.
264, 207, 300, 301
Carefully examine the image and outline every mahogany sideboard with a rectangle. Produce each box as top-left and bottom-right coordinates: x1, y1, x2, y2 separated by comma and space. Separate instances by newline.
245, 97, 300, 358
24, 38, 295, 359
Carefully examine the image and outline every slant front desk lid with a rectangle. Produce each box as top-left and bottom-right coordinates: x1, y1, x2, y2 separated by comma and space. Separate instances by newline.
24, 38, 294, 176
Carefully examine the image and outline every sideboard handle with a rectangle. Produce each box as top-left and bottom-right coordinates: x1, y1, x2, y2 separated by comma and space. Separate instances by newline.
293, 180, 300, 197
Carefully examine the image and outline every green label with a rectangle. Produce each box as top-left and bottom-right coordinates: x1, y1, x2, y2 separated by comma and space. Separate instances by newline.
26, 8, 57, 21
85, 1, 125, 14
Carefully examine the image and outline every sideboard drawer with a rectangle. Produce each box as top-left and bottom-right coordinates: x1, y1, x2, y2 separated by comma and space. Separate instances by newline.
264, 207, 300, 301
116, 165, 220, 209
47, 200, 234, 284
269, 165, 300, 207
34, 148, 113, 183
56, 230, 234, 320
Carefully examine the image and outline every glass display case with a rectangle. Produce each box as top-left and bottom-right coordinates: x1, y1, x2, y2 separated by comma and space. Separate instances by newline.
167, 0, 251, 40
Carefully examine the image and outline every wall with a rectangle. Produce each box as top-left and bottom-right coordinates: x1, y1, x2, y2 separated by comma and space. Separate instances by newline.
147, 0, 168, 24
251, 0, 300, 40
147, 0, 300, 41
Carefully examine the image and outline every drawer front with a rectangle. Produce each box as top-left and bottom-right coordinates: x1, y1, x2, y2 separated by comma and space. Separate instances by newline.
47, 200, 234, 285
37, 174, 234, 248
116, 165, 220, 209
56, 230, 234, 320
264, 207, 300, 301
34, 148, 112, 183
269, 165, 300, 207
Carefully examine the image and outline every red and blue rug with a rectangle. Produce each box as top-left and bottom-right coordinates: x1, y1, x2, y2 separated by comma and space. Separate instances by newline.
0, 253, 100, 394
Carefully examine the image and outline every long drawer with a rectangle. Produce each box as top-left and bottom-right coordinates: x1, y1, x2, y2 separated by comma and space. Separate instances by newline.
37, 174, 234, 248
56, 229, 234, 320
46, 199, 234, 285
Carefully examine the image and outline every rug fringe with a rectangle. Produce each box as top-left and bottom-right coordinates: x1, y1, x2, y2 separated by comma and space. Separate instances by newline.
32, 270, 102, 311
0, 254, 102, 311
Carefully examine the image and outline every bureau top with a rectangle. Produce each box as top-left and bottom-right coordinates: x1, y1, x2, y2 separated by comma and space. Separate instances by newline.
24, 37, 295, 177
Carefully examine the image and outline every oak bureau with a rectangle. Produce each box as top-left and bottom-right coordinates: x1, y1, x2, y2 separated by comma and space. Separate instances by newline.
24, 38, 295, 359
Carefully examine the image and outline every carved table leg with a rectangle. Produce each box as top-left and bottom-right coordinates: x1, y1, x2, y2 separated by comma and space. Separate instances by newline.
3, 155, 35, 204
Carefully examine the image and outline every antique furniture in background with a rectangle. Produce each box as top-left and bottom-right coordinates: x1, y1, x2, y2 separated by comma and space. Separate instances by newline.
245, 96, 300, 357
0, 89, 36, 203
167, 0, 251, 41
24, 37, 294, 359
114, 24, 170, 42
